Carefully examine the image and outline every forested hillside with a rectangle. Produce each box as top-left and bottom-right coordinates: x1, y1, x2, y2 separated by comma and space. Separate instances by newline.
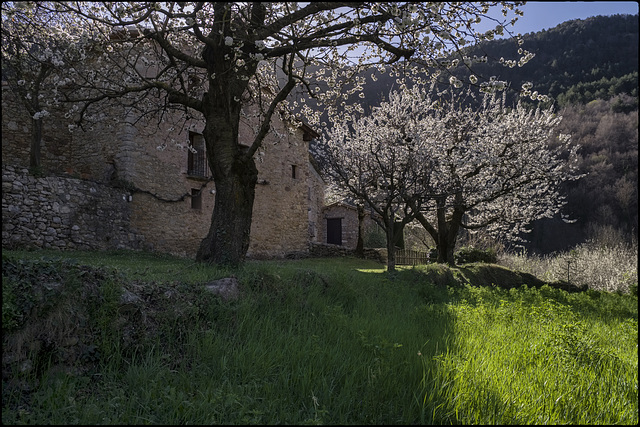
462, 14, 639, 253
326, 13, 638, 254
451, 14, 638, 106
509, 14, 638, 253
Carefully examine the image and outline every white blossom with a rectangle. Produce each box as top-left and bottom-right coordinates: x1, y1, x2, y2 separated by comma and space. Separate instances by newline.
32, 110, 50, 120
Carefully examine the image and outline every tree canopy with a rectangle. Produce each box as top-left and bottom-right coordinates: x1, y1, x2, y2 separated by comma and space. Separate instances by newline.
2, 1, 535, 265
317, 84, 583, 266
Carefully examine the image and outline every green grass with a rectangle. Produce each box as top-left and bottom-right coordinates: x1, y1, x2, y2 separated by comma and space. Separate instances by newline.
2, 249, 637, 424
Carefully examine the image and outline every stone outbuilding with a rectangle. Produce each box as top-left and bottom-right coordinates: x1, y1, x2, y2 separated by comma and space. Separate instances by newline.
320, 201, 382, 250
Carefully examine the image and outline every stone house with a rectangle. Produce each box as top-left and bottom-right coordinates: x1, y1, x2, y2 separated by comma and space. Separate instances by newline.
2, 81, 326, 259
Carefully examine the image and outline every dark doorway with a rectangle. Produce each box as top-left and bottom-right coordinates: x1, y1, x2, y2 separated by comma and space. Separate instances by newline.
327, 218, 342, 245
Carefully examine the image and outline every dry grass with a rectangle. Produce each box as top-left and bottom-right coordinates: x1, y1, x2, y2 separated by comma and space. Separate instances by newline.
498, 240, 638, 293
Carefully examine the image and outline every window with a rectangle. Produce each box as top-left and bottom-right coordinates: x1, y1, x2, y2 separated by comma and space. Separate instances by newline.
191, 188, 202, 210
188, 132, 208, 177
291, 164, 297, 179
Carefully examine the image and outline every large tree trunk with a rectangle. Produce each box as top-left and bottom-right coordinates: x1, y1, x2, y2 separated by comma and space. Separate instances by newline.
196, 159, 257, 265
195, 20, 259, 265
434, 195, 465, 266
412, 196, 458, 266
384, 215, 406, 272
195, 84, 257, 265
436, 232, 456, 265
433, 197, 450, 264
195, 3, 283, 266
385, 224, 397, 272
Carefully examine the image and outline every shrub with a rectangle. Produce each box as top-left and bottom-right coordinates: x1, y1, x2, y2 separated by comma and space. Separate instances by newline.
364, 228, 386, 248
455, 246, 498, 264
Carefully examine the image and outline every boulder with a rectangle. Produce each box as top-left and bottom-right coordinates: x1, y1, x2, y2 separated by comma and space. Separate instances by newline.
205, 277, 239, 301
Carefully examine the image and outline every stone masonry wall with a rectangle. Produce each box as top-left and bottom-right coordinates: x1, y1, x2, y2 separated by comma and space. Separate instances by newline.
120, 106, 320, 259
246, 119, 314, 258
1, 84, 124, 182
307, 158, 325, 244
2, 165, 143, 251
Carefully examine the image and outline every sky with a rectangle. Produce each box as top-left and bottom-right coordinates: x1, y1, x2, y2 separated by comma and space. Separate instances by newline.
494, 1, 639, 36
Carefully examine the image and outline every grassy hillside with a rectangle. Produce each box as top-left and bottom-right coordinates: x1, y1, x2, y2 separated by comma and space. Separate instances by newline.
2, 249, 637, 424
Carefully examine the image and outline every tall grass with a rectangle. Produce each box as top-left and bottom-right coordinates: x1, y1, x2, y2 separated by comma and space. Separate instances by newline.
428, 285, 638, 424
2, 250, 638, 424
499, 239, 638, 294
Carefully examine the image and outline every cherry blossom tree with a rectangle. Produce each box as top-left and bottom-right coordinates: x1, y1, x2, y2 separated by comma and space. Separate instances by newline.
316, 87, 438, 271
320, 83, 583, 267
4, 1, 533, 265
411, 88, 582, 265
1, 2, 90, 169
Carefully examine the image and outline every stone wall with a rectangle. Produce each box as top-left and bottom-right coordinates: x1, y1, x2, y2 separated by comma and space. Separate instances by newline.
2, 165, 143, 251
307, 157, 325, 244
121, 108, 321, 259
309, 242, 387, 264
247, 118, 318, 258
1, 86, 32, 166
1, 84, 124, 182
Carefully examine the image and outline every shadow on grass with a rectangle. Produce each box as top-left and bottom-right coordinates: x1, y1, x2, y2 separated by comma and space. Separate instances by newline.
9, 253, 635, 424
334, 265, 463, 424
2, 252, 465, 424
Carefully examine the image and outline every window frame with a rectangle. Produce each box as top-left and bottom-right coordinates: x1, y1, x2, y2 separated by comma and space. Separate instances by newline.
188, 132, 208, 178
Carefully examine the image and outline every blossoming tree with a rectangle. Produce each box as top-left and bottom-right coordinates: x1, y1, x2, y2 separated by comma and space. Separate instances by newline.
3, 1, 533, 265
410, 88, 582, 265
320, 84, 583, 267
317, 87, 440, 271
1, 2, 89, 169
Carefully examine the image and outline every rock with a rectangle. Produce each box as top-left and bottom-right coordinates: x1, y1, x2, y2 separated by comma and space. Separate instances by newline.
62, 337, 79, 347
205, 277, 239, 301
119, 289, 142, 313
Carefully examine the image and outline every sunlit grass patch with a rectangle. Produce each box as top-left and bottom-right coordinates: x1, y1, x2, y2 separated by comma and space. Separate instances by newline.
427, 285, 638, 424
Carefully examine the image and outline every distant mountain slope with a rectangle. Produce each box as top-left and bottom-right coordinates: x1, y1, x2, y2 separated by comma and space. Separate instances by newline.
452, 14, 639, 253
452, 13, 639, 105
354, 14, 638, 107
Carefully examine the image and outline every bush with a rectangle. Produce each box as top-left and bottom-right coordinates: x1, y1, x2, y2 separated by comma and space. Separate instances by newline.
455, 246, 497, 264
364, 228, 386, 248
